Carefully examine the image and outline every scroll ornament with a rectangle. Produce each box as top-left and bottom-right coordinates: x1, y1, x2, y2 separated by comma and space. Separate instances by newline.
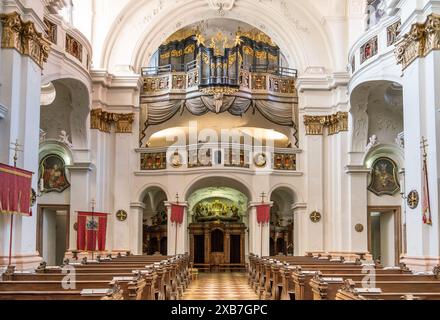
0, 12, 51, 69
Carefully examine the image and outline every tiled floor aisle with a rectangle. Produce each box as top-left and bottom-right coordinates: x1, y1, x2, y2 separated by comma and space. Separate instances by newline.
182, 272, 259, 300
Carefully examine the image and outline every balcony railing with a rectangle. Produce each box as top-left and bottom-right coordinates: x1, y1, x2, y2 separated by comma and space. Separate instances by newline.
141, 64, 297, 97
142, 61, 297, 78
137, 144, 298, 172
349, 15, 401, 78
43, 14, 92, 72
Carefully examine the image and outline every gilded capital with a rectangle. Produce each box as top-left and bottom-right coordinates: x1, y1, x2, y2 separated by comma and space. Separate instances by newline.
0, 12, 51, 69
304, 112, 348, 136
91, 109, 135, 134
396, 14, 440, 70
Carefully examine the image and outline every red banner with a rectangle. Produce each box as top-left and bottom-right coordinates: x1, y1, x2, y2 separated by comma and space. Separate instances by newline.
77, 212, 108, 251
171, 204, 185, 225
422, 159, 432, 225
0, 163, 33, 216
256, 204, 271, 225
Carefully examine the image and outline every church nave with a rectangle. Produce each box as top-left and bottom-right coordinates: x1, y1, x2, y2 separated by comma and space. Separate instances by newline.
182, 272, 258, 301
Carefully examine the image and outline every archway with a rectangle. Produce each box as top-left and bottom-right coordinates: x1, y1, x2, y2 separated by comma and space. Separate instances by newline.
350, 80, 404, 267
141, 186, 169, 255
40, 78, 90, 149
270, 186, 295, 256
186, 177, 251, 270
99, 0, 335, 73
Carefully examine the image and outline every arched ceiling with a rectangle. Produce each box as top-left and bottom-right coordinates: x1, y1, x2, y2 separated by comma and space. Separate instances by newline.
80, 0, 354, 74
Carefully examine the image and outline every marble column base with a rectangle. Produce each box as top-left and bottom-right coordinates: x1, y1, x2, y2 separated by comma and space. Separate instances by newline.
0, 252, 43, 270
400, 255, 440, 272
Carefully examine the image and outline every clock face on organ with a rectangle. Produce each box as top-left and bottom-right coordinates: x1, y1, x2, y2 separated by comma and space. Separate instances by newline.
254, 153, 267, 167
171, 152, 183, 168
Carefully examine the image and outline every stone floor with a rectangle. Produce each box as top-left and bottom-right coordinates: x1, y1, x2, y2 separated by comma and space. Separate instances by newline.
182, 272, 259, 300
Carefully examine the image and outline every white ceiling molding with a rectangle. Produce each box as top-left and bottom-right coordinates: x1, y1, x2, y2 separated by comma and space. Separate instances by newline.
207, 0, 236, 15
43, 0, 69, 14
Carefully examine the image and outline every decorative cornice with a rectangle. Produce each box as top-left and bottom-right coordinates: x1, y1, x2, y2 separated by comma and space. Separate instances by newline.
90, 109, 135, 133
395, 14, 440, 71
66, 162, 94, 173
303, 112, 348, 136
0, 12, 51, 69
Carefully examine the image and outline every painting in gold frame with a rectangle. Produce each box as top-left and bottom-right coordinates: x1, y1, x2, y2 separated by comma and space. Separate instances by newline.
368, 157, 400, 196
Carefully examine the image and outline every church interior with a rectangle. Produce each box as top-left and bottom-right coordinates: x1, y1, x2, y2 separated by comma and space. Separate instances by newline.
1, 0, 440, 302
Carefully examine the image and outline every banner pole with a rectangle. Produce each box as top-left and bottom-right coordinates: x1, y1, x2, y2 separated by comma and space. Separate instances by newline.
175, 222, 178, 256
9, 142, 20, 267
8, 214, 14, 266
260, 222, 263, 257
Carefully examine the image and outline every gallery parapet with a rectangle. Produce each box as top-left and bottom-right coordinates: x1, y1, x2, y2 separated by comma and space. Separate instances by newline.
140, 62, 298, 99
348, 15, 401, 81
136, 144, 300, 172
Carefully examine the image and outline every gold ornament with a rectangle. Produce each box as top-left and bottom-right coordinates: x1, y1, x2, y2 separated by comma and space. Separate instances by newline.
310, 211, 322, 223
407, 190, 419, 210
116, 210, 128, 222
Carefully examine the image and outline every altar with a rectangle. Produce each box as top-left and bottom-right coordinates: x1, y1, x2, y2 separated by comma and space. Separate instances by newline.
189, 221, 246, 267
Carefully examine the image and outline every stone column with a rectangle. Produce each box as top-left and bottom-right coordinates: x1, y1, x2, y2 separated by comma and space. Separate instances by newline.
130, 202, 145, 255
292, 203, 307, 256
346, 166, 370, 253
204, 227, 210, 264
66, 163, 93, 253
396, 11, 440, 271
302, 117, 326, 253
0, 7, 50, 269
225, 230, 230, 264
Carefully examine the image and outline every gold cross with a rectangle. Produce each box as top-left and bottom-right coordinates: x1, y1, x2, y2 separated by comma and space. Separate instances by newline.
260, 192, 266, 203
310, 211, 322, 223
408, 191, 419, 209
9, 139, 23, 167
116, 210, 127, 222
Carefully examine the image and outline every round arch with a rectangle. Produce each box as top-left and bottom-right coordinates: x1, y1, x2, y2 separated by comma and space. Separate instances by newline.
100, 0, 334, 73
39, 77, 91, 149
349, 80, 403, 156
184, 175, 253, 202
364, 144, 405, 170
137, 183, 171, 203
269, 184, 300, 203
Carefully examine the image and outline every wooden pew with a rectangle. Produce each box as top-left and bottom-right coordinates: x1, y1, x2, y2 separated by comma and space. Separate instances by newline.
255, 255, 365, 300
336, 278, 440, 300
0, 280, 123, 300
0, 254, 190, 301
311, 273, 440, 300
292, 266, 412, 300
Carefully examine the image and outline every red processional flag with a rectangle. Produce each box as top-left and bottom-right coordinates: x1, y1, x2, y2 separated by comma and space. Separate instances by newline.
422, 159, 433, 225
77, 212, 108, 251
0, 163, 33, 216
256, 204, 271, 225
171, 204, 185, 225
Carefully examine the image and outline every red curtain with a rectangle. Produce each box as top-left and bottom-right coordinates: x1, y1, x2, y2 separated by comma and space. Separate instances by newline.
0, 163, 33, 216
256, 204, 271, 225
77, 212, 108, 251
171, 204, 185, 225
